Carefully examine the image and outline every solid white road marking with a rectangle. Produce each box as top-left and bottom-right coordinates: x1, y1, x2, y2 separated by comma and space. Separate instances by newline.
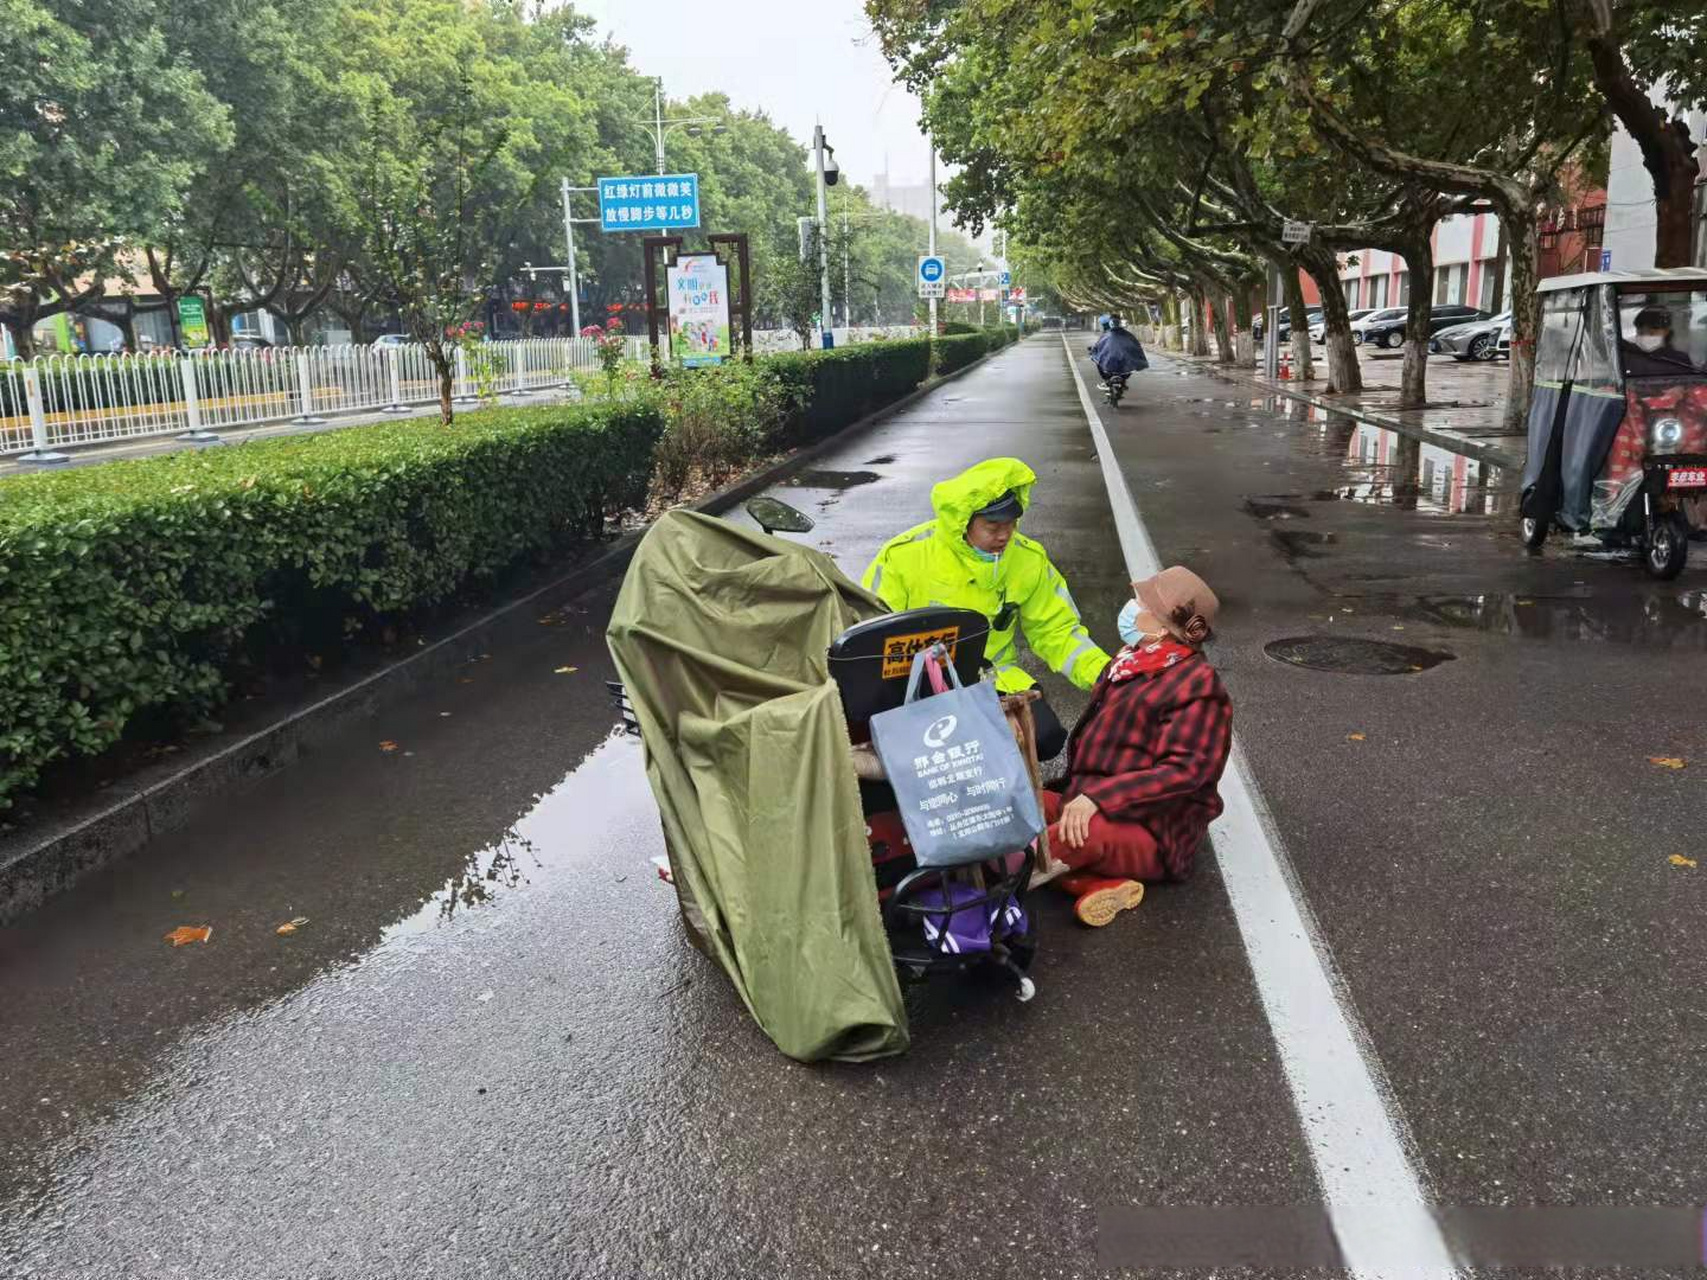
1062, 338, 1457, 1277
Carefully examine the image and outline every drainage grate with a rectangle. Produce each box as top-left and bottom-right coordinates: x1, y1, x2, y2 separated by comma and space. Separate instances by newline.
1264, 635, 1455, 675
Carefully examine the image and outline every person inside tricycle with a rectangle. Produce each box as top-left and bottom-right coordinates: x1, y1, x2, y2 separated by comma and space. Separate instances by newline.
1519, 272, 1707, 579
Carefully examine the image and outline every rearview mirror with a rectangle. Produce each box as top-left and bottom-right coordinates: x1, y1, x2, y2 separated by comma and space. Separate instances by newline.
745, 496, 815, 535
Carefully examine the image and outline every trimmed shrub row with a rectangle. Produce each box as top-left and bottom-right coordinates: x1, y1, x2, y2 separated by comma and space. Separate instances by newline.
0, 401, 662, 805
768, 337, 933, 442
932, 325, 1020, 376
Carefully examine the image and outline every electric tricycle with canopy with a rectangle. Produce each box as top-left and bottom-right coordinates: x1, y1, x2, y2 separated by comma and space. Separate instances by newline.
1519, 268, 1707, 579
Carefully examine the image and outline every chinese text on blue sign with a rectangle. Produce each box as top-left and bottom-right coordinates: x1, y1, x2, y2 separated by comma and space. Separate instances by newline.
599, 174, 701, 233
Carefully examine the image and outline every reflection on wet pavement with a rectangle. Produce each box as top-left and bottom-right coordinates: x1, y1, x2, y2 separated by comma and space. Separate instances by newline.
0, 587, 637, 1208
1366, 591, 1707, 649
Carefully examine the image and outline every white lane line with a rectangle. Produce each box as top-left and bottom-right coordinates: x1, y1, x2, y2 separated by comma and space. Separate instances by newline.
1062, 338, 1457, 1278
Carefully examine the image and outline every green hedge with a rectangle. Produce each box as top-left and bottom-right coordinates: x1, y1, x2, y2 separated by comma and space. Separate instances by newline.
767, 337, 933, 442
932, 326, 1017, 375
0, 401, 662, 805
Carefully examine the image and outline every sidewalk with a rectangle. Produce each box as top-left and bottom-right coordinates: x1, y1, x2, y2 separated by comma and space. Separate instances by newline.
1172, 346, 1527, 470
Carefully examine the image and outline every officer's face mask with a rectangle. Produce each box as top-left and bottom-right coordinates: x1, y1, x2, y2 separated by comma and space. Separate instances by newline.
969, 544, 1000, 563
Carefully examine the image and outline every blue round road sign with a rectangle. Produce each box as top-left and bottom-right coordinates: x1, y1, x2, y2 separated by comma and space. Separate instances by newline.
919, 256, 945, 283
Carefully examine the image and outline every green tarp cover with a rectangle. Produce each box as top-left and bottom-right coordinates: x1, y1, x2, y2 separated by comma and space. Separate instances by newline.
607, 509, 909, 1061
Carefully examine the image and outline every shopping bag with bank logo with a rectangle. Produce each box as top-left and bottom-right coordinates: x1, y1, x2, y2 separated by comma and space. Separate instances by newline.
869, 647, 1044, 868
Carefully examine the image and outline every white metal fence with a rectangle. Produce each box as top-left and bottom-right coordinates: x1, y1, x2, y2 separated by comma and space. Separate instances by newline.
2, 327, 924, 459
0, 336, 648, 458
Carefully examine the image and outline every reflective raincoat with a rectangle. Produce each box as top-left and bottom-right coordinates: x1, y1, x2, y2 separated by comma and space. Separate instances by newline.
861, 458, 1110, 693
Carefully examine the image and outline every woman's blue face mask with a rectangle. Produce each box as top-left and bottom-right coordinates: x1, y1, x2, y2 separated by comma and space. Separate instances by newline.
1117, 599, 1142, 646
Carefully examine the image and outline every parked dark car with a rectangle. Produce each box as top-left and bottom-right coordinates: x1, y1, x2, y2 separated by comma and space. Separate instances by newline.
1429, 310, 1510, 361
1254, 306, 1324, 344
1357, 304, 1489, 349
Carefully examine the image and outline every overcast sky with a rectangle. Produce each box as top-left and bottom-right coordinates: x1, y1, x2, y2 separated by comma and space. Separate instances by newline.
572, 0, 936, 189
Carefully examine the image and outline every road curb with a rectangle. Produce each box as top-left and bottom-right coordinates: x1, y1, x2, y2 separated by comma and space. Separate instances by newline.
0, 338, 1022, 924
1167, 352, 1526, 471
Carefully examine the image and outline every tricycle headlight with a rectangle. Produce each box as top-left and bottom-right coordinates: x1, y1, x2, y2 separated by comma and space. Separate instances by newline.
1652, 416, 1684, 449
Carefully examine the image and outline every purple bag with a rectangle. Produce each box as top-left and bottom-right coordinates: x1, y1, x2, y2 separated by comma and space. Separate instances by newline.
915, 882, 1029, 955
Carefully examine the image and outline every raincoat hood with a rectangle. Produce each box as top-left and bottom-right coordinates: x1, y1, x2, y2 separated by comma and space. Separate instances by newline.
931, 458, 1037, 558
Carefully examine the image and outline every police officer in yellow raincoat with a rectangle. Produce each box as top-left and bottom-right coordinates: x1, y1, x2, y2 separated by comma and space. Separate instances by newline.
862, 457, 1110, 759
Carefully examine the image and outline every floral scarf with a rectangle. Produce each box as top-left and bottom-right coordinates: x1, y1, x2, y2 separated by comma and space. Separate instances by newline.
1105, 637, 1198, 685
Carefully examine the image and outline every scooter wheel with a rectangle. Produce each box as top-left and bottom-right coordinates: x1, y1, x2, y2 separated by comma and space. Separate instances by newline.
1645, 511, 1689, 580
1520, 515, 1548, 549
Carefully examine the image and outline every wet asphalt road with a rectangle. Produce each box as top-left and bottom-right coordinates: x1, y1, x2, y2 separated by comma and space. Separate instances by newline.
2, 336, 1705, 1278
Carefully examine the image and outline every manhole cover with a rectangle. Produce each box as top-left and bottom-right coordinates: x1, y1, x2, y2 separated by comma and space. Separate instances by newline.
1264, 635, 1455, 674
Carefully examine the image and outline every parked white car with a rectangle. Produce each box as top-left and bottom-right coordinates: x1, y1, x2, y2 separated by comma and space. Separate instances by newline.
1310, 308, 1375, 341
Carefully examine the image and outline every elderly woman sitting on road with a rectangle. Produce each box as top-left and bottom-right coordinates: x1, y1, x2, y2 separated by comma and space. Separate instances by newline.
1040, 567, 1233, 926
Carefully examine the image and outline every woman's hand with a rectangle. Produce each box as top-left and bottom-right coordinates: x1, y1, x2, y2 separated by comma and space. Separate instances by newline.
1058, 794, 1098, 849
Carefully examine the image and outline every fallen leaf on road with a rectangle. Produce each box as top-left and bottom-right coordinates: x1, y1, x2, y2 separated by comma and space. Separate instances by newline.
275, 917, 310, 935
1391, 625, 1406, 631
165, 925, 212, 947
1648, 757, 1687, 769
1347, 733, 1366, 742
439, 712, 452, 718
457, 677, 474, 685
379, 740, 399, 753
1669, 855, 1697, 868
554, 666, 578, 675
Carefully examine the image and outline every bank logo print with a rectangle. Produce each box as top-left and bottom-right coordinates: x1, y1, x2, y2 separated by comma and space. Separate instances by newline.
923, 715, 959, 748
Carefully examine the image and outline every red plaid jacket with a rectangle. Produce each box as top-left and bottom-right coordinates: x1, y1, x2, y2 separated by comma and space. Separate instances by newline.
1063, 651, 1233, 881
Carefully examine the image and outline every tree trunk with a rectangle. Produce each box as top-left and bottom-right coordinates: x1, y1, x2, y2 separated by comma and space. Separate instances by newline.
1284, 266, 1316, 381
1398, 234, 1433, 409
1188, 292, 1210, 356
1500, 208, 1540, 433
11, 323, 36, 360
1652, 125, 1700, 268
1210, 294, 1234, 364
1300, 247, 1362, 394
429, 344, 454, 424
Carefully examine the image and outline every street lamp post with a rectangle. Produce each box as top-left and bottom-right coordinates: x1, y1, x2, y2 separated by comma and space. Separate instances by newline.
645, 79, 728, 175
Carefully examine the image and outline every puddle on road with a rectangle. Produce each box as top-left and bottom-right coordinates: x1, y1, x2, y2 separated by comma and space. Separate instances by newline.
782, 468, 882, 491
1271, 529, 1338, 560
1245, 498, 1312, 521
1265, 635, 1456, 674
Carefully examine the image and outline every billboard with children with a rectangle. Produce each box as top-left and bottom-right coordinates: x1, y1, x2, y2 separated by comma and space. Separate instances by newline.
666, 254, 731, 368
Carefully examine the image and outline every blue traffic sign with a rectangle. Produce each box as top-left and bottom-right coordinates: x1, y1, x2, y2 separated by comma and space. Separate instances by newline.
598, 174, 700, 233
999, 270, 1011, 286
918, 255, 945, 283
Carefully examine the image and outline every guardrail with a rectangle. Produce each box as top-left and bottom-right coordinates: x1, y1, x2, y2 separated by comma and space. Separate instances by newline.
2, 327, 923, 461
0, 336, 651, 459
